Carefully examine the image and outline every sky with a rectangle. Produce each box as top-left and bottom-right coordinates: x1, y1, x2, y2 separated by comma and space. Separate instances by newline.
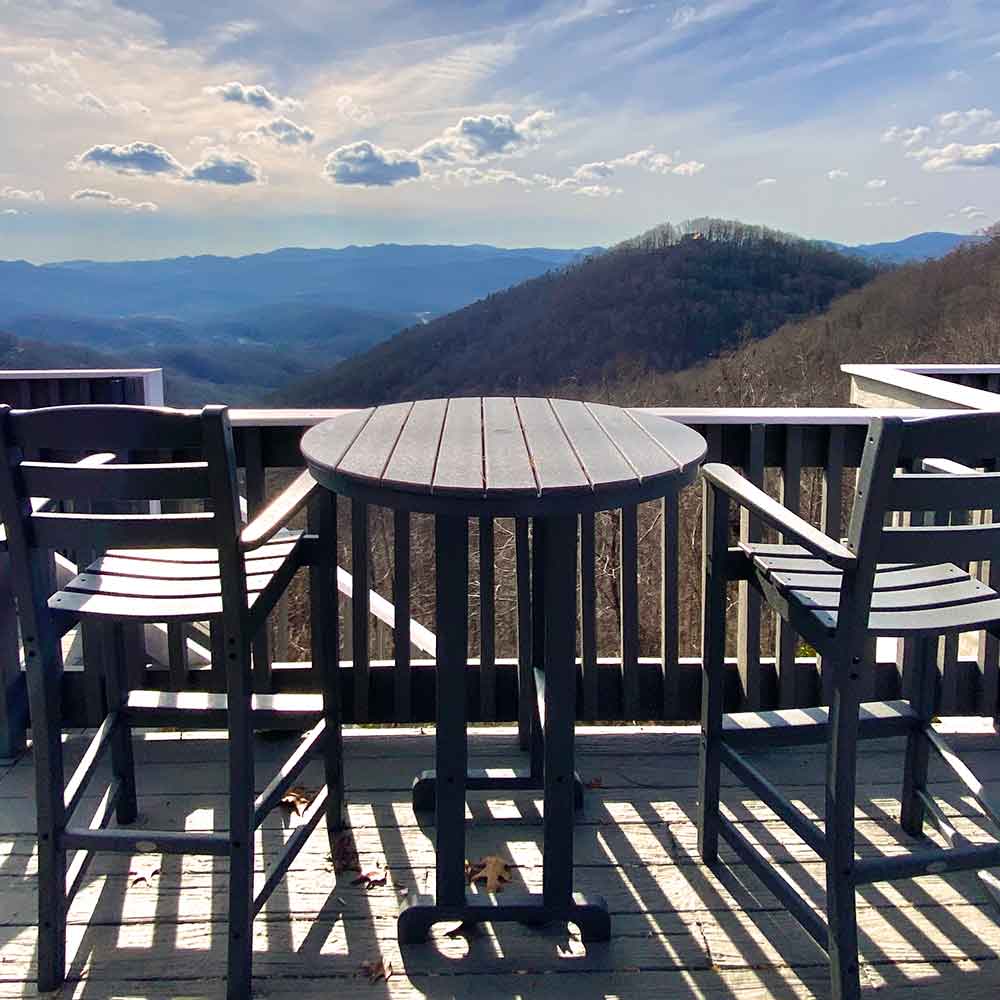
1, 0, 999, 262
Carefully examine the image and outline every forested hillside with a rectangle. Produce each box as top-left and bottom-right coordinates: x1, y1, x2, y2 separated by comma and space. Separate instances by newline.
606, 227, 1000, 410
274, 220, 876, 406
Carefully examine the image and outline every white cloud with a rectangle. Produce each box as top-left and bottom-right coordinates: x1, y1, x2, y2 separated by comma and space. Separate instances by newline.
566, 149, 705, 186
324, 141, 421, 186
1, 186, 45, 202
70, 188, 159, 211
76, 92, 110, 114
909, 142, 1000, 171
881, 125, 930, 147
946, 69, 971, 82
957, 204, 987, 220
865, 178, 887, 189
1, 209, 20, 216
240, 117, 315, 146
937, 108, 994, 134
415, 110, 554, 163
827, 168, 849, 179
571, 184, 622, 198
70, 141, 184, 177
187, 147, 263, 185
573, 161, 617, 181
336, 95, 376, 126
205, 81, 299, 112
756, 177, 777, 186
444, 167, 534, 188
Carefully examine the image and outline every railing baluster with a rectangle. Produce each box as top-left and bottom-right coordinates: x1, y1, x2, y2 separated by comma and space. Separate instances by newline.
515, 517, 531, 749
243, 428, 273, 692
579, 511, 598, 721
393, 509, 412, 722
737, 424, 765, 709
939, 507, 967, 712
819, 424, 845, 705
479, 516, 496, 721
661, 495, 680, 719
976, 460, 1000, 718
167, 623, 188, 691
351, 500, 371, 723
620, 503, 640, 719
775, 425, 803, 707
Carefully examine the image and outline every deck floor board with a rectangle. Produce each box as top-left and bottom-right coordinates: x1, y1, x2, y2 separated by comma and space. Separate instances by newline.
1, 725, 999, 998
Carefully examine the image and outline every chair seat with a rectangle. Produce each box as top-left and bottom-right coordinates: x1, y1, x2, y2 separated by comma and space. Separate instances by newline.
48, 530, 303, 621
743, 542, 1000, 636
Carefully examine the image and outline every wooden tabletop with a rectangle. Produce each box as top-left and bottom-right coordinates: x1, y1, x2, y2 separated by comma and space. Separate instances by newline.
301, 397, 706, 516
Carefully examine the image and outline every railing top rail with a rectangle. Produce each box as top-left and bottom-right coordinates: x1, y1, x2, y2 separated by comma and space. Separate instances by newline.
0, 368, 163, 379
843, 363, 1000, 412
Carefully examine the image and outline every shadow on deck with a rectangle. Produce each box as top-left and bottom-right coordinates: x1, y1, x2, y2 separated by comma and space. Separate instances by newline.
1, 725, 999, 998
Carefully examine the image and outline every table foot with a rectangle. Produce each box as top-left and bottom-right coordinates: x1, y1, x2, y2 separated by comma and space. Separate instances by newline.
412, 769, 585, 811
397, 892, 610, 944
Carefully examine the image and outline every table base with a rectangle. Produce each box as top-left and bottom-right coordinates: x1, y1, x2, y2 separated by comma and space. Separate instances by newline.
412, 767, 585, 812
397, 891, 611, 944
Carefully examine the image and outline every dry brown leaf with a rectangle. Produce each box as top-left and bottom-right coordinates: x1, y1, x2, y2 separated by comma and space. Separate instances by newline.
352, 868, 389, 890
585, 776, 604, 789
329, 832, 361, 874
469, 854, 512, 893
279, 785, 315, 818
360, 958, 393, 984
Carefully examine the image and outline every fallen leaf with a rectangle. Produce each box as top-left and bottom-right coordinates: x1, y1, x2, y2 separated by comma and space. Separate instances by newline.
585, 777, 604, 789
468, 854, 512, 893
280, 785, 316, 818
128, 861, 160, 888
352, 868, 389, 890
360, 958, 393, 983
329, 832, 361, 874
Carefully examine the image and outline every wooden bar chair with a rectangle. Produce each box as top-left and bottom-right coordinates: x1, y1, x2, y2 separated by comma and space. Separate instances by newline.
0, 403, 343, 999
698, 411, 1000, 1000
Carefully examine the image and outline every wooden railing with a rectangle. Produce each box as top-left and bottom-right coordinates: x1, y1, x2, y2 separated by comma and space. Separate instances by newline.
6, 367, 1000, 750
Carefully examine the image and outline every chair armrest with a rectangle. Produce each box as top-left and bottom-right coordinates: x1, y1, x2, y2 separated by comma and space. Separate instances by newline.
921, 457, 979, 476
701, 462, 857, 570
31, 451, 117, 513
240, 470, 320, 551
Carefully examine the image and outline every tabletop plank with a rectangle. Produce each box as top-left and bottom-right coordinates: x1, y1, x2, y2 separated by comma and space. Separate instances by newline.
299, 407, 374, 472
432, 397, 484, 494
550, 398, 637, 490
337, 401, 414, 483
586, 402, 679, 482
482, 397, 536, 493
516, 397, 589, 494
381, 398, 448, 492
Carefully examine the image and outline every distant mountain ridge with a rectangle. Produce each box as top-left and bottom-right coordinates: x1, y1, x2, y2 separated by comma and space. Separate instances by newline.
272, 219, 876, 407
830, 231, 985, 264
1, 244, 600, 321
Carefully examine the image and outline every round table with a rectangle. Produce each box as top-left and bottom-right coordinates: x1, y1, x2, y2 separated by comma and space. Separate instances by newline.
301, 396, 706, 943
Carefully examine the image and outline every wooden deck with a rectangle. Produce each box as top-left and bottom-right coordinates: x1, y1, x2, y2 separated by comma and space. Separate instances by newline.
2, 724, 1000, 998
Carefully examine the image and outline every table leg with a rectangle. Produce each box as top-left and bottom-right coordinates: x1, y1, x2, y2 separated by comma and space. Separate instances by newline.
399, 512, 608, 945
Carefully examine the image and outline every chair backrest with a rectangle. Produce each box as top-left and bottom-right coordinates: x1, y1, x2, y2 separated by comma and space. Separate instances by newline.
0, 404, 246, 634
843, 412, 1000, 612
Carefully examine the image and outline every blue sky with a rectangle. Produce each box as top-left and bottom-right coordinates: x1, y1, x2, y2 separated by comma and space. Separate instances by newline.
1, 0, 998, 261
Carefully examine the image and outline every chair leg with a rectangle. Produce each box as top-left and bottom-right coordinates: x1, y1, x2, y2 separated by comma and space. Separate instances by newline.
900, 638, 938, 837
105, 624, 138, 825
825, 674, 862, 1000
698, 482, 728, 864
26, 624, 68, 992
226, 646, 255, 1000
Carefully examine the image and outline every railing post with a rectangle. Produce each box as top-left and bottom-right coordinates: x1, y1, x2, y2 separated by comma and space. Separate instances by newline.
243, 427, 273, 692
661, 494, 680, 719
620, 504, 640, 719
819, 425, 845, 705
516, 517, 531, 748
351, 501, 371, 723
478, 516, 496, 721
775, 425, 802, 707
579, 512, 598, 721
393, 509, 412, 722
737, 424, 765, 709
